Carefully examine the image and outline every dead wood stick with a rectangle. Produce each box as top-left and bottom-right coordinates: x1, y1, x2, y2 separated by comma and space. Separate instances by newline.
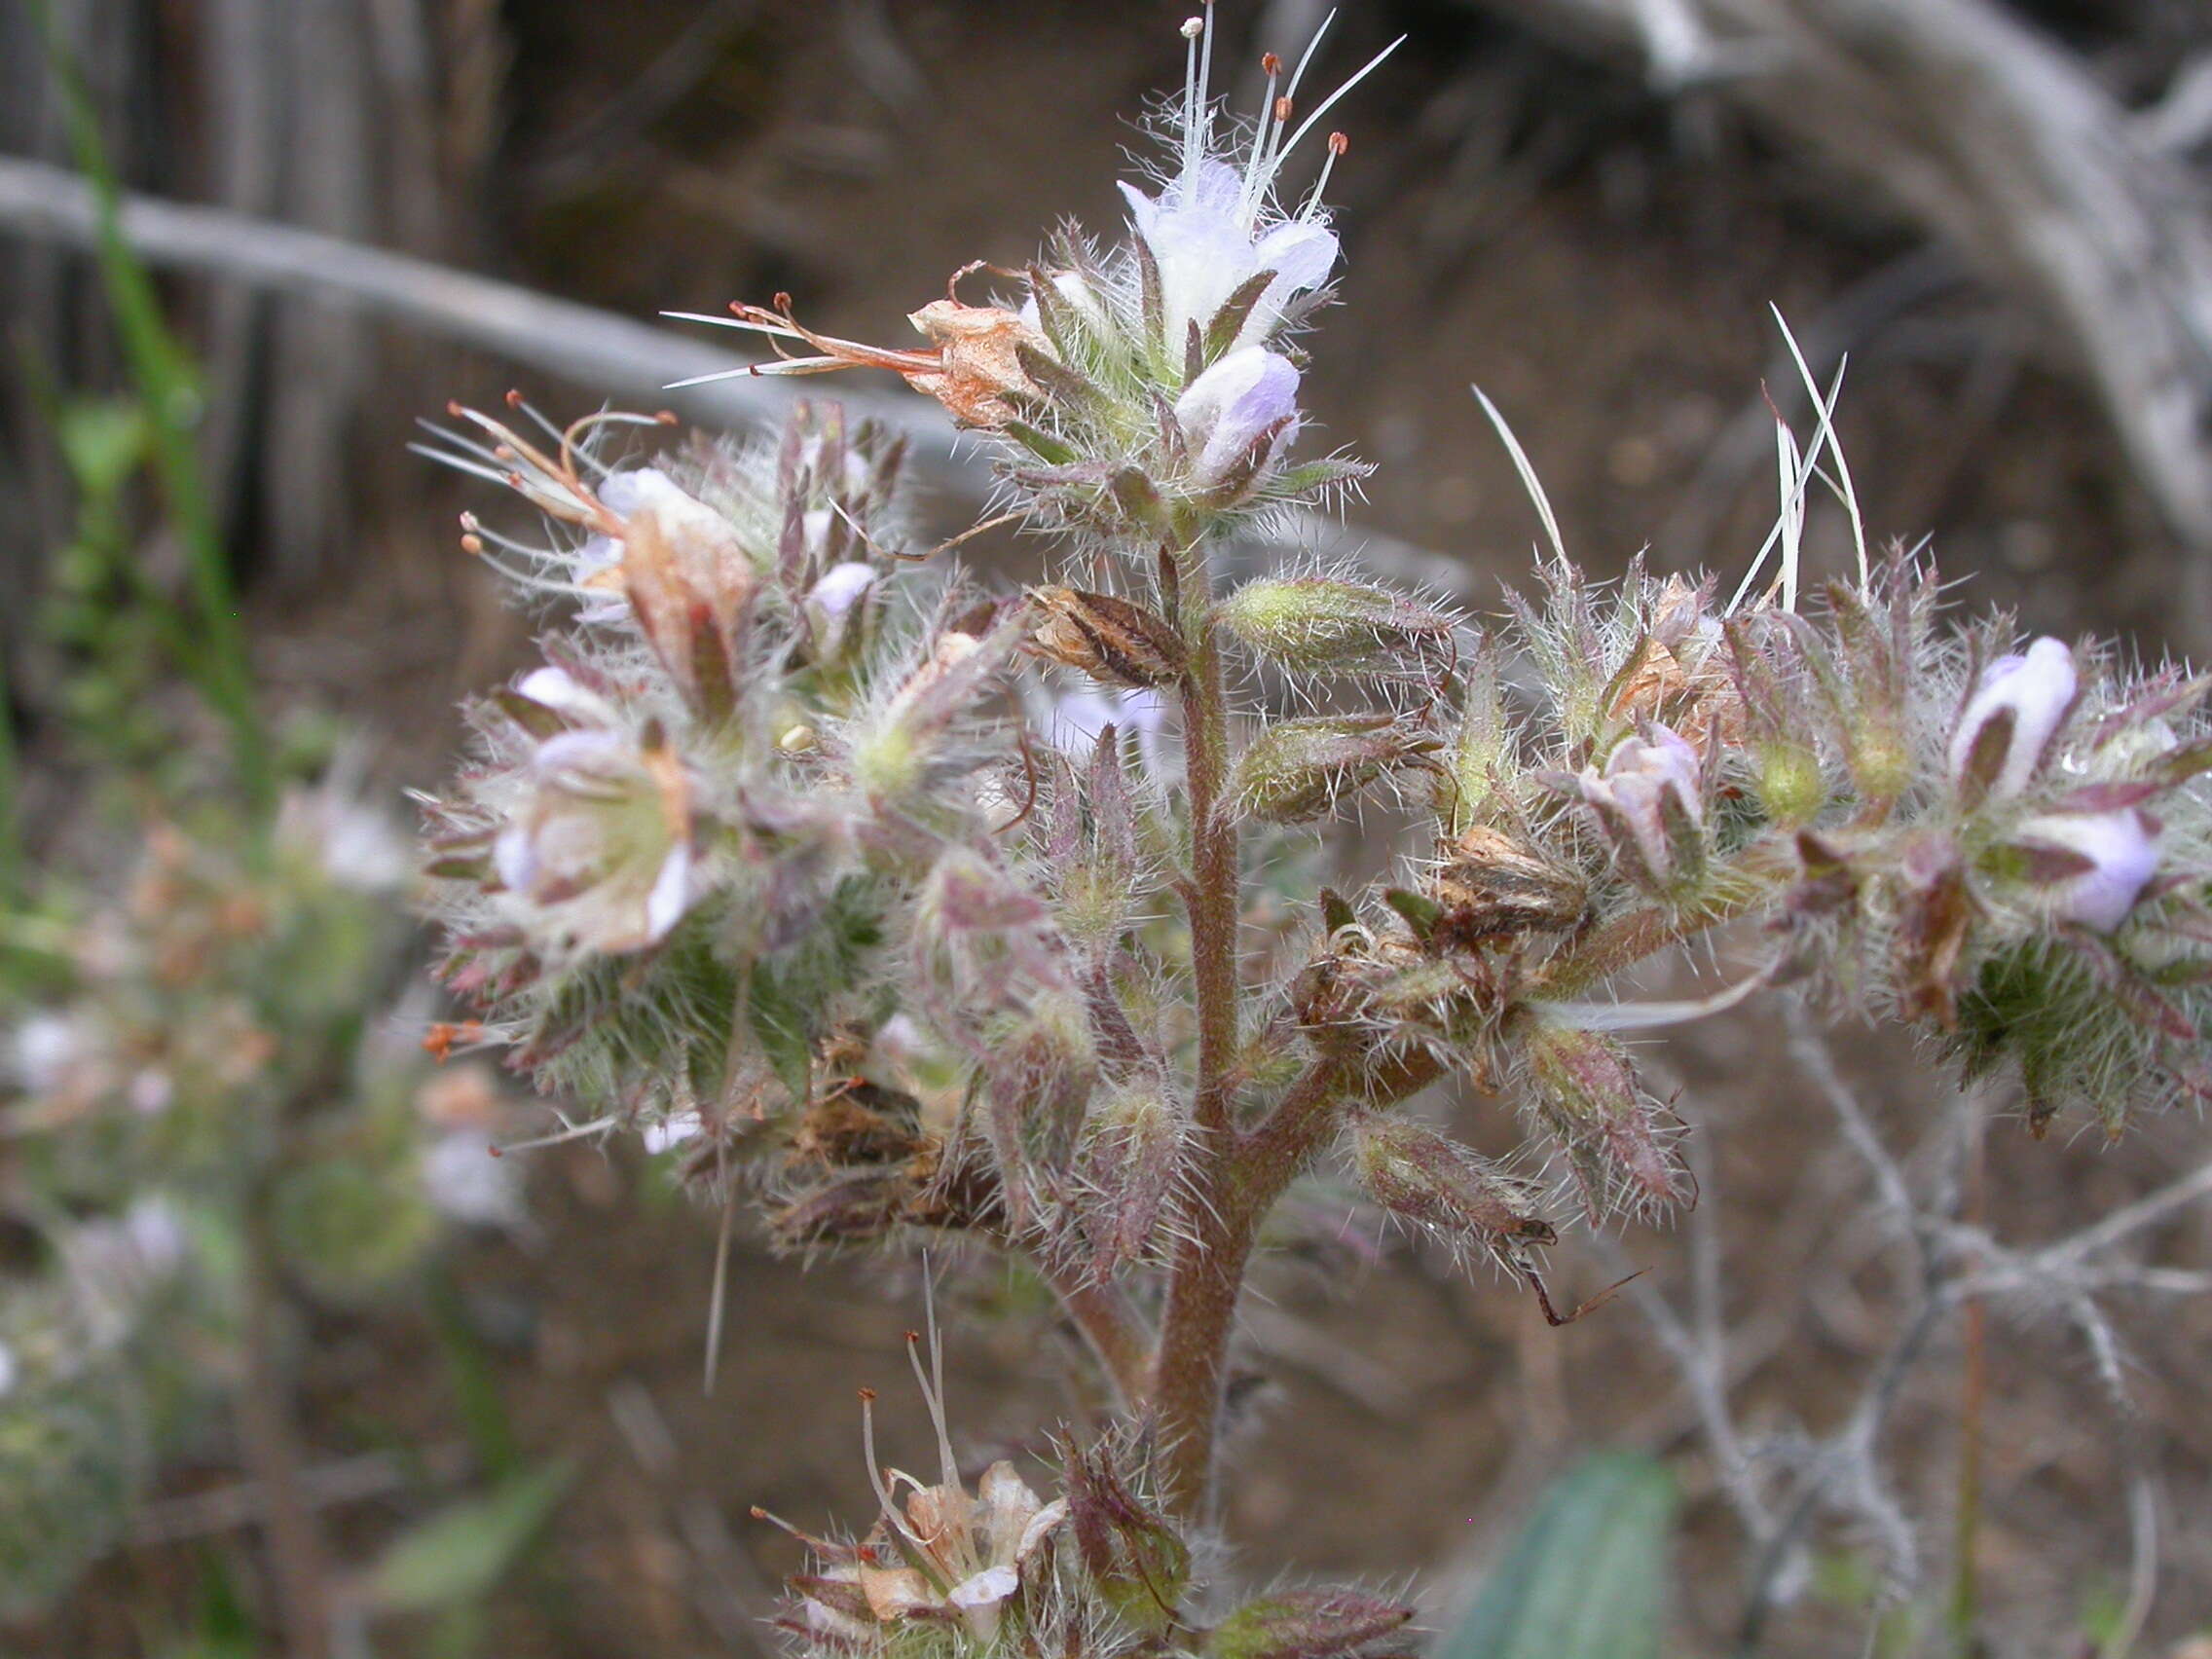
0, 154, 972, 476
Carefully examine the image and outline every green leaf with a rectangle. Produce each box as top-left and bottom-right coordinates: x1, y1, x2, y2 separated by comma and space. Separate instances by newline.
746, 966, 817, 1101
364, 1460, 573, 1616
1437, 1452, 1677, 1659
1004, 420, 1080, 466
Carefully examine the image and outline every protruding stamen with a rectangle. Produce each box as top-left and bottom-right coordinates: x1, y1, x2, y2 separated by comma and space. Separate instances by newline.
1181, 17, 1204, 178
558, 409, 671, 480
858, 1386, 943, 1580
1239, 50, 1289, 229
903, 1327, 960, 1493
751, 1505, 852, 1558
1283, 9, 1337, 103
1301, 129, 1349, 221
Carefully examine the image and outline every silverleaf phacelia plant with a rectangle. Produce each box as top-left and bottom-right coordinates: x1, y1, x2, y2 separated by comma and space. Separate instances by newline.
415, 4, 2212, 1647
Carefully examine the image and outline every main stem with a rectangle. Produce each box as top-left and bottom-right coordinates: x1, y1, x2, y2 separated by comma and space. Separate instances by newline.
1153, 1048, 1443, 1518
1155, 533, 1245, 1517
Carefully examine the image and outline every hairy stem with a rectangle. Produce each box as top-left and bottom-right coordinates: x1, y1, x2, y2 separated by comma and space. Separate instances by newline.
1181, 631, 1239, 1139
1043, 1265, 1157, 1412
1153, 1049, 1442, 1516
1156, 532, 1247, 1517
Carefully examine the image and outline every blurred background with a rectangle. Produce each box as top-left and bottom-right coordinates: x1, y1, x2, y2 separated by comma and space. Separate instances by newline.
4, 1, 2212, 1654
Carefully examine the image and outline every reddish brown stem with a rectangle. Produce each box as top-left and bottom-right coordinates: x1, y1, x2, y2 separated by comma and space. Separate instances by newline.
1153, 1050, 1441, 1516
1043, 1264, 1157, 1412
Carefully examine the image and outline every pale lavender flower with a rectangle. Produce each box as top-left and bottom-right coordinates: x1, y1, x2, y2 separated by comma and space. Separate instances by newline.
1174, 346, 1301, 486
806, 561, 878, 659
1120, 9, 1399, 355
1122, 160, 1338, 354
1579, 724, 1705, 885
2012, 807, 2161, 932
1039, 687, 1171, 774
494, 729, 694, 957
1950, 637, 2078, 802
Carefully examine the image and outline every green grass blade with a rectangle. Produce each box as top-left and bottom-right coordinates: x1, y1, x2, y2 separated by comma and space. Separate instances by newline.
38, 14, 273, 815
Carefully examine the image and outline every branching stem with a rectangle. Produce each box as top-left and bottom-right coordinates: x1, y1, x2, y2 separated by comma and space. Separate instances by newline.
1042, 1264, 1157, 1412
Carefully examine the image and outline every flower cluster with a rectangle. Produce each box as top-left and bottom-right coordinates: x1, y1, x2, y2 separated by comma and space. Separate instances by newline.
0, 1198, 201, 1618
1285, 556, 2212, 1156
411, 4, 2212, 1645
671, 17, 1395, 545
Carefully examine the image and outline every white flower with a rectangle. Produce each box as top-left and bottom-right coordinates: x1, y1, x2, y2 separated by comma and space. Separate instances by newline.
1119, 9, 1399, 357
63, 1198, 188, 1350
642, 1110, 702, 1156
513, 664, 620, 728
1173, 345, 1302, 486
495, 728, 694, 957
1120, 159, 1337, 354
802, 1340, 1068, 1644
11, 1013, 87, 1095
1950, 637, 2078, 802
277, 779, 412, 894
2011, 808, 2161, 932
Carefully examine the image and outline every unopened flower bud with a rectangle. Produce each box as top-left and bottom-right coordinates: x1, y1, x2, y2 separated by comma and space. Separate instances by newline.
803, 561, 877, 662
1174, 346, 1301, 494
1206, 1588, 1416, 1659
1950, 637, 2077, 804
1233, 716, 1441, 824
1030, 587, 1188, 688
1065, 1440, 1192, 1634
2008, 807, 2160, 932
982, 991, 1097, 1189
1216, 576, 1456, 676
1349, 1116, 1553, 1258
1574, 724, 1705, 895
1519, 1022, 1687, 1219
1075, 1085, 1184, 1275
1755, 739, 1825, 827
